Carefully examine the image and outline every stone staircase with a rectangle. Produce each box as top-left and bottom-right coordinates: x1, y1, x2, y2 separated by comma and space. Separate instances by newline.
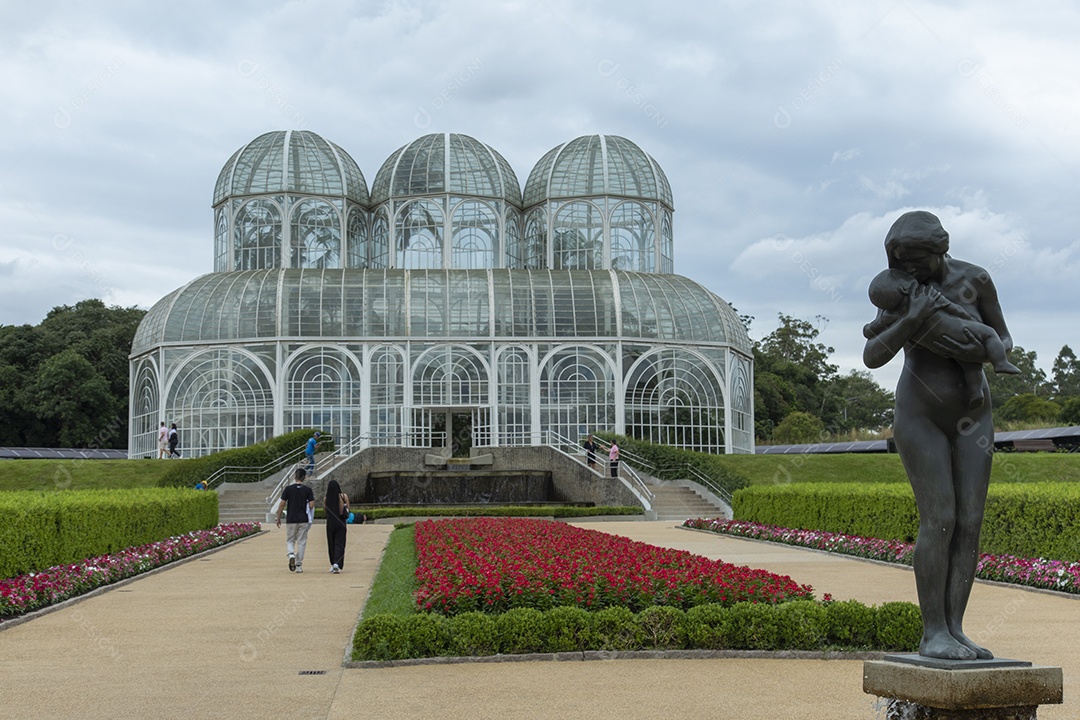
216, 475, 286, 525
647, 483, 729, 523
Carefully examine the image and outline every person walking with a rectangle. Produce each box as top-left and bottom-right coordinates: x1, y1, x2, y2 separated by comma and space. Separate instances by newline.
168, 423, 181, 458
305, 431, 321, 477
609, 441, 620, 478
583, 433, 597, 468
324, 479, 349, 573
158, 422, 169, 459
275, 468, 315, 573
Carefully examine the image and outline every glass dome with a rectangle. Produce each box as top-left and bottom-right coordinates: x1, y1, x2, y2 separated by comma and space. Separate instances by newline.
370, 133, 522, 207
213, 130, 369, 206
131, 268, 750, 355
523, 135, 673, 208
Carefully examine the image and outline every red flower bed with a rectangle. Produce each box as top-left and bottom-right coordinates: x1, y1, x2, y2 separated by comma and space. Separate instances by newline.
413, 517, 813, 615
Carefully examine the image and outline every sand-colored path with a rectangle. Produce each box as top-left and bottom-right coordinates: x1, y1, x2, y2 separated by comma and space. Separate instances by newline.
0, 520, 1074, 719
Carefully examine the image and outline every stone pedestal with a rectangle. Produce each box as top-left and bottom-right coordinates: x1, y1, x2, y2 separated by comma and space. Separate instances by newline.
864, 655, 1063, 719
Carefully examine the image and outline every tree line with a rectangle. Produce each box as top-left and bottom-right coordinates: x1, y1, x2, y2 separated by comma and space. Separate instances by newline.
0, 300, 145, 448
751, 313, 1080, 444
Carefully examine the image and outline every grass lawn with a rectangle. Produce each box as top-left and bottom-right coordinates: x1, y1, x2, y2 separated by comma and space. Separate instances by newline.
0, 459, 176, 491
362, 524, 418, 618
709, 452, 1080, 485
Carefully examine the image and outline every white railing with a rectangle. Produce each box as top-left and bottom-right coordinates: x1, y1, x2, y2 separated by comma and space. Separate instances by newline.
544, 430, 654, 506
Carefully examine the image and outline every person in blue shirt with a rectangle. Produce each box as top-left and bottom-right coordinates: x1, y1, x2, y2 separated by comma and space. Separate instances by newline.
305, 431, 321, 477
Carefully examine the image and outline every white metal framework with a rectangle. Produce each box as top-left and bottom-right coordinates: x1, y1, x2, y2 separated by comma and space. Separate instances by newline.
130, 132, 754, 458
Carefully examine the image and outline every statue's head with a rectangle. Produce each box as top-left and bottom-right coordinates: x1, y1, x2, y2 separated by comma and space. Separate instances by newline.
885, 211, 949, 282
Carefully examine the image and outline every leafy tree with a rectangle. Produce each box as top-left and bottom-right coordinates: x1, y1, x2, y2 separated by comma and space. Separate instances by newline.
0, 300, 145, 448
1051, 345, 1080, 399
773, 411, 826, 444
997, 394, 1061, 424
758, 314, 838, 381
1060, 397, 1080, 426
984, 346, 1046, 408
819, 370, 894, 433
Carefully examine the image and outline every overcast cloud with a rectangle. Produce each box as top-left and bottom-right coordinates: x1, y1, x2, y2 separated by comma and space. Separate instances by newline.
2, 1, 1078, 391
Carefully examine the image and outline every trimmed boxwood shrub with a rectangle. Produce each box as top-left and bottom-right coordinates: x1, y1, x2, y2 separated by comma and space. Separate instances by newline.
351, 599, 920, 661
0, 489, 217, 578
314, 505, 644, 521
732, 482, 1080, 562
157, 429, 333, 488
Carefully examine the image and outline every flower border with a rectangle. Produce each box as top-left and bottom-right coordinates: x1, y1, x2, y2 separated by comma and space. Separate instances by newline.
1, 523, 261, 622
683, 518, 1080, 595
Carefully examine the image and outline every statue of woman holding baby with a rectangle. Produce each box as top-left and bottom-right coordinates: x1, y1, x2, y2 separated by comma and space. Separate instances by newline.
863, 210, 1014, 660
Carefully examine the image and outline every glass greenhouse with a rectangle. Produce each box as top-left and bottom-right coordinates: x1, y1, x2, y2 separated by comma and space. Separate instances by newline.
129, 131, 754, 457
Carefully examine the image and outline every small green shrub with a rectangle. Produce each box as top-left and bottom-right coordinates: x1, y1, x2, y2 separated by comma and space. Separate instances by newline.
352, 615, 410, 661
157, 429, 332, 488
544, 606, 598, 652
496, 607, 550, 655
402, 613, 449, 657
726, 602, 781, 650
876, 602, 922, 651
824, 599, 877, 648
637, 605, 685, 649
593, 606, 641, 651
448, 612, 500, 656
774, 600, 828, 650
684, 604, 733, 649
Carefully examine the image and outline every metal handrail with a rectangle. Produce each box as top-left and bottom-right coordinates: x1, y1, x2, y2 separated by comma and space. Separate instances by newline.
655, 462, 734, 506
545, 430, 654, 504
205, 443, 311, 491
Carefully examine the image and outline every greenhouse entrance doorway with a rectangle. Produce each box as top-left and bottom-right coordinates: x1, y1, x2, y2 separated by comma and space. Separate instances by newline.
414, 407, 491, 457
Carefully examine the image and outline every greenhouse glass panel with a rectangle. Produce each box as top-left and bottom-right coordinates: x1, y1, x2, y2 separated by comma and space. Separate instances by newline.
346, 207, 368, 268
450, 200, 497, 269
540, 346, 615, 442
397, 200, 444, 269
610, 201, 655, 273
234, 199, 282, 270
371, 208, 390, 268
523, 208, 546, 270
290, 198, 341, 269
553, 202, 602, 270
497, 346, 532, 445
624, 349, 724, 453
215, 209, 229, 272
413, 345, 488, 406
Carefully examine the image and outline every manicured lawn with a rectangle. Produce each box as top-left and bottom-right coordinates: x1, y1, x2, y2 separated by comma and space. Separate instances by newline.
0, 459, 176, 491
709, 452, 1080, 486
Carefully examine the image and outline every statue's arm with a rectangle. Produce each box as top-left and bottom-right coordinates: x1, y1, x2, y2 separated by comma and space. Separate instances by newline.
863, 285, 945, 369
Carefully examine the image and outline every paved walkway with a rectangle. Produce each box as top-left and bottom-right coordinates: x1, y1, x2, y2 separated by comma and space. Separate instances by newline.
0, 520, 1075, 719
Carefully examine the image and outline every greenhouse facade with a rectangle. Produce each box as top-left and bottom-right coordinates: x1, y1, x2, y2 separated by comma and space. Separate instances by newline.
129, 131, 754, 458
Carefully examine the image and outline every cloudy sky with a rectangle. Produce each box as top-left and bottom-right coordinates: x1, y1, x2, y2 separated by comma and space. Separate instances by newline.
2, 1, 1078, 391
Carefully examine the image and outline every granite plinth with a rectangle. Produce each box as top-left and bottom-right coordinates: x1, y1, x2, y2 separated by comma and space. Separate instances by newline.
864, 659, 1062, 718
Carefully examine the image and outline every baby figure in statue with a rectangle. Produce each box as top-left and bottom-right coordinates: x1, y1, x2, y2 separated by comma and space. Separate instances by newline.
864, 267, 1020, 409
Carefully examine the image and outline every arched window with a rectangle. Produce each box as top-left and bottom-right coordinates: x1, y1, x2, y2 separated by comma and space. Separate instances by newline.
610, 201, 655, 272
131, 360, 159, 458
730, 355, 752, 453
553, 202, 603, 270
346, 207, 368, 268
624, 349, 724, 453
290, 198, 341, 269
450, 200, 497, 269
284, 347, 362, 442
660, 210, 674, 274
540, 346, 615, 441
166, 350, 274, 457
503, 212, 522, 269
397, 199, 444, 269
369, 346, 404, 445
234, 199, 282, 270
413, 345, 489, 407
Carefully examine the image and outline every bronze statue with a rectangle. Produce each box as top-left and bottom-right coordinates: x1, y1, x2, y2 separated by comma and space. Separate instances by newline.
863, 210, 1014, 660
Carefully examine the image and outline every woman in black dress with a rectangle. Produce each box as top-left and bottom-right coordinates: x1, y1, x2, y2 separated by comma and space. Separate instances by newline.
323, 479, 349, 573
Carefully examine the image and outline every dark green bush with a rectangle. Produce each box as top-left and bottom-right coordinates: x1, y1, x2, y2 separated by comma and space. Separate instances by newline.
824, 599, 878, 648
448, 612, 500, 656
875, 602, 922, 651
637, 605, 685, 649
351, 600, 922, 660
157, 429, 333, 488
496, 607, 550, 654
0, 489, 217, 578
352, 615, 411, 661
726, 602, 782, 650
316, 505, 643, 521
684, 604, 733, 649
593, 605, 642, 651
544, 606, 598, 652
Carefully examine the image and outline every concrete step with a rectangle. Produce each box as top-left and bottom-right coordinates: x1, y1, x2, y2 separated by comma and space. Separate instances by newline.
647, 484, 727, 522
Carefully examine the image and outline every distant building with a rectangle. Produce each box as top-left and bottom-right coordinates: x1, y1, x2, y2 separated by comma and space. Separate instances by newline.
129, 131, 753, 457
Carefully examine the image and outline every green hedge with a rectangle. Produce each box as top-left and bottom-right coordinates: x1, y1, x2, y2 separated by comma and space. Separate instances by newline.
314, 505, 644, 521
351, 599, 921, 660
732, 482, 1080, 561
596, 434, 749, 499
0, 489, 217, 578
157, 429, 332, 488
